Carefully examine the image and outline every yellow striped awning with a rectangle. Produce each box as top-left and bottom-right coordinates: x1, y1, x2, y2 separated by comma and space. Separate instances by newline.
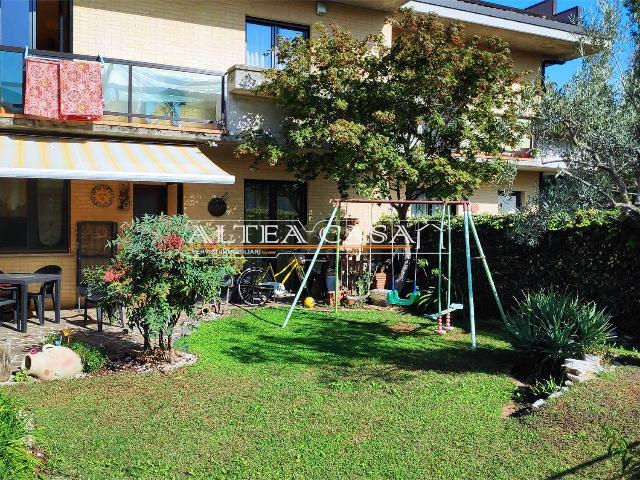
0, 135, 235, 184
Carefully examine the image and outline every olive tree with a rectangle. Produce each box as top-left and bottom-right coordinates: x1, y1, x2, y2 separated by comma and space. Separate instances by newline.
534, 0, 640, 222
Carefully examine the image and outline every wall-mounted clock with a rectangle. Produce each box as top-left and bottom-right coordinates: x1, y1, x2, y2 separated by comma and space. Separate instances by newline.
90, 184, 114, 208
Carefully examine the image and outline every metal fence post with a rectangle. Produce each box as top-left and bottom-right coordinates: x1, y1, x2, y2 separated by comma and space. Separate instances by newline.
463, 205, 477, 351
282, 205, 339, 328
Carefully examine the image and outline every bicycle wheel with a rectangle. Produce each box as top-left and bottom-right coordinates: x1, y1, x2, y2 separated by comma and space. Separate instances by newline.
237, 267, 275, 306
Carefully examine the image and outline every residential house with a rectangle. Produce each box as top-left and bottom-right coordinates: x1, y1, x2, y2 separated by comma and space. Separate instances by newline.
0, 0, 581, 307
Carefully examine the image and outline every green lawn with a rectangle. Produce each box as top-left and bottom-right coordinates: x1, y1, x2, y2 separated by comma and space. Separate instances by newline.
6, 308, 640, 479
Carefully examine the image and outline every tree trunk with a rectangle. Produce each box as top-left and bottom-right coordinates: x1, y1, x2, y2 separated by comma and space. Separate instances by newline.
0, 340, 11, 382
392, 204, 413, 291
142, 325, 151, 351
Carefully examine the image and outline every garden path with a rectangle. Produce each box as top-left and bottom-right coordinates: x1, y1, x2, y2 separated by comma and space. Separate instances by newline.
0, 309, 145, 371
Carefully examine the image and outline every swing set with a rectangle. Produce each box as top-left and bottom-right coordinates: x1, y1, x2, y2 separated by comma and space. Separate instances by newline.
282, 199, 506, 351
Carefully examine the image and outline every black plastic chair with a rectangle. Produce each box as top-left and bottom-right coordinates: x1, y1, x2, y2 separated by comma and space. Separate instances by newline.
0, 270, 19, 328
0, 270, 17, 295
0, 287, 18, 328
28, 265, 61, 325
80, 283, 124, 332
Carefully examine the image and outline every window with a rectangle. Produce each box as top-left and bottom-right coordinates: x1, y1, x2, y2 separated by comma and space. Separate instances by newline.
0, 0, 71, 52
0, 178, 69, 251
498, 191, 522, 213
410, 197, 456, 217
244, 180, 307, 223
246, 17, 309, 68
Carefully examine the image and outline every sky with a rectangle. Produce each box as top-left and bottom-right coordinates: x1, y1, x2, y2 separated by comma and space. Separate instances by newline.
488, 0, 633, 85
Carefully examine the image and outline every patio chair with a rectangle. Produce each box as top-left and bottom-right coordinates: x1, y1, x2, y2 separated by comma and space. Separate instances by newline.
80, 284, 124, 332
28, 265, 62, 326
0, 270, 17, 298
0, 286, 18, 328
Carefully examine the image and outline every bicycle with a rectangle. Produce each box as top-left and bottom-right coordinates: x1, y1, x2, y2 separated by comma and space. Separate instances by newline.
237, 256, 309, 306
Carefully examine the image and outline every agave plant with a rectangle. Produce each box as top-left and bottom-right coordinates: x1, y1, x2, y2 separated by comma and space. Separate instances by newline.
504, 290, 614, 377
573, 301, 615, 355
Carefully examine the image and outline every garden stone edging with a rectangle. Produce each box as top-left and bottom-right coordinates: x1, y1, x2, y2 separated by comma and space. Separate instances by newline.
563, 354, 605, 383
531, 354, 606, 409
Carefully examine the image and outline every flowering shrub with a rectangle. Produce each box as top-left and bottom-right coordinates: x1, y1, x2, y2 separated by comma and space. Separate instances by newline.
85, 215, 243, 350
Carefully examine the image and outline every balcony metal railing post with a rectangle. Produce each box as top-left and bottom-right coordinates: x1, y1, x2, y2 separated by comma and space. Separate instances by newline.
127, 64, 133, 123
221, 74, 226, 128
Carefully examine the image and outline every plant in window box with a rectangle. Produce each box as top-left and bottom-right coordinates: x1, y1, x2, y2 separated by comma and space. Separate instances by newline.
84, 215, 243, 352
161, 101, 186, 127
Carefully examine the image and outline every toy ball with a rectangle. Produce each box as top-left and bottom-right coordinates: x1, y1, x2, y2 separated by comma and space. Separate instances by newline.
303, 297, 316, 309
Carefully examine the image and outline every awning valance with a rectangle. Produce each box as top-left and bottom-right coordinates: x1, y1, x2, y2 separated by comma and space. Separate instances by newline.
0, 135, 235, 184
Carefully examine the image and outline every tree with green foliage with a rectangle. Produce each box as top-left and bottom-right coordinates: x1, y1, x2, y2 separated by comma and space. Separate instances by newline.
534, 0, 640, 222
85, 215, 242, 351
237, 9, 525, 220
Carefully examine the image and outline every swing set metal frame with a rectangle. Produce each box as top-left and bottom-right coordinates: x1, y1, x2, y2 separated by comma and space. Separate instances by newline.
281, 199, 506, 351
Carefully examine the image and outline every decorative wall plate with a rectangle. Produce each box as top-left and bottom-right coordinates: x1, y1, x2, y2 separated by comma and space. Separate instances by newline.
90, 184, 114, 208
208, 197, 227, 217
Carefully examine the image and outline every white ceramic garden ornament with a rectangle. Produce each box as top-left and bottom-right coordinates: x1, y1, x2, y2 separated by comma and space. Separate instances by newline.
22, 344, 82, 380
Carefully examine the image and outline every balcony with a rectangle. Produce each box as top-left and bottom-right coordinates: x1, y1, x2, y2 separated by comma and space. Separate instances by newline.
0, 46, 224, 142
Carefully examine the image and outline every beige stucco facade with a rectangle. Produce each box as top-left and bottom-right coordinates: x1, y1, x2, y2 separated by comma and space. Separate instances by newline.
0, 0, 571, 307
72, 0, 393, 72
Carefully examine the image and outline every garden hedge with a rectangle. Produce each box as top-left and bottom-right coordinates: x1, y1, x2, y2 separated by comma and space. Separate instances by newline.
412, 212, 639, 338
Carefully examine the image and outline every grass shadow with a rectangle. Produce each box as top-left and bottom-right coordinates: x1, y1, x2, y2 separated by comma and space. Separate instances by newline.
203, 309, 519, 383
544, 441, 639, 479
230, 304, 282, 327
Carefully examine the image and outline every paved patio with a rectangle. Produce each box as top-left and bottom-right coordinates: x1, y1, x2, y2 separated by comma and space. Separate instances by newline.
0, 308, 145, 371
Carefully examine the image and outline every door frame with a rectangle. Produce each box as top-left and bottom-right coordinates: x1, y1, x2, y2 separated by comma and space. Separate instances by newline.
133, 184, 168, 219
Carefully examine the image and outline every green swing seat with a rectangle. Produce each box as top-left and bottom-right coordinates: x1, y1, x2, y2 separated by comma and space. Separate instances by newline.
387, 289, 421, 306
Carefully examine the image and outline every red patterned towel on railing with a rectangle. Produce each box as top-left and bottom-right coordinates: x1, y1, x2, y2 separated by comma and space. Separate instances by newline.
23, 58, 60, 119
59, 60, 103, 120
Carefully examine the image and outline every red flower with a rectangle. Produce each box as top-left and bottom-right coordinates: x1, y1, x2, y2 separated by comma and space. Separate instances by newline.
156, 232, 185, 251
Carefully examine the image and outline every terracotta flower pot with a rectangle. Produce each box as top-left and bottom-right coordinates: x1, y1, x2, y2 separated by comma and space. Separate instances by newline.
374, 272, 388, 290
22, 344, 83, 381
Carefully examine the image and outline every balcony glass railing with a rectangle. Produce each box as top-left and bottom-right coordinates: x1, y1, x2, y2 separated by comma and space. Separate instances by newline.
0, 46, 224, 129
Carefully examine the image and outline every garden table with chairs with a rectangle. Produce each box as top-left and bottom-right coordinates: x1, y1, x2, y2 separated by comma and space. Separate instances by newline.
0, 272, 62, 333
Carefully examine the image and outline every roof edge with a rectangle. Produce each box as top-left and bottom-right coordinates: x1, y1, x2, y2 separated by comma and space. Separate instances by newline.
409, 0, 583, 34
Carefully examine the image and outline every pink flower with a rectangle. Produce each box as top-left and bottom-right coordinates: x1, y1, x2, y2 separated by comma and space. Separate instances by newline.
103, 268, 124, 283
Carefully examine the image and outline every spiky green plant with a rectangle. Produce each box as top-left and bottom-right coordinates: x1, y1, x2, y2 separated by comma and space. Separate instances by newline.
504, 290, 614, 377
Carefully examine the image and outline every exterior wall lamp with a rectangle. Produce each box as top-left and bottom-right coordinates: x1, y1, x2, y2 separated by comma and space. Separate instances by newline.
316, 1, 327, 16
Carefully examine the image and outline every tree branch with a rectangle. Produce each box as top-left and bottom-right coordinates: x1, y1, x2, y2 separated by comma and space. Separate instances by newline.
558, 169, 618, 207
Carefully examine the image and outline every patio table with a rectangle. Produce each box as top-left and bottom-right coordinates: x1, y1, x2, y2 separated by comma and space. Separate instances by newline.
0, 273, 61, 333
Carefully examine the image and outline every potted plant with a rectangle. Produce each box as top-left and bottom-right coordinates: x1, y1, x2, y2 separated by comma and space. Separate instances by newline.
345, 271, 372, 306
